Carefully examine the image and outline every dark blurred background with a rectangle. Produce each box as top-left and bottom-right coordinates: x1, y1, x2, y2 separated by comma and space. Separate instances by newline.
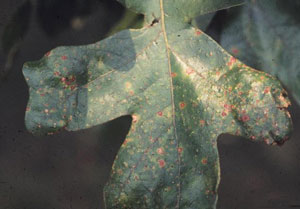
0, 1, 299, 209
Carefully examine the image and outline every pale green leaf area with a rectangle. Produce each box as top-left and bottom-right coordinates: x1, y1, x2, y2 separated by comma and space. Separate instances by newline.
221, 0, 300, 104
23, 0, 292, 208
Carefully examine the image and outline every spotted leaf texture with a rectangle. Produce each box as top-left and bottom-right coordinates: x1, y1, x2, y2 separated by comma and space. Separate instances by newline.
220, 0, 300, 104
23, 0, 292, 209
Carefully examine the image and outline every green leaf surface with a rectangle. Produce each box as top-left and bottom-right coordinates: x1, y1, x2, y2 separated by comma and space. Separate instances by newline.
23, 0, 292, 208
118, 0, 244, 23
220, 0, 300, 104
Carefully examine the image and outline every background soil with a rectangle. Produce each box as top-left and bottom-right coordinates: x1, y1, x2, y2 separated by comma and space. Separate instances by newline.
0, 1, 299, 209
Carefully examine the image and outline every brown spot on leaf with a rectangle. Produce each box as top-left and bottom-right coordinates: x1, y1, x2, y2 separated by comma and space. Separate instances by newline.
45, 51, 51, 57
53, 71, 60, 76
179, 102, 186, 109
241, 114, 250, 122
69, 75, 76, 82
200, 120, 205, 126
157, 111, 163, 116
264, 138, 271, 145
117, 169, 123, 175
125, 82, 132, 89
61, 55, 67, 60
171, 72, 177, 77
129, 90, 135, 96
157, 148, 165, 155
264, 86, 271, 94
158, 159, 165, 168
227, 57, 237, 68
132, 115, 138, 123
195, 29, 202, 36
186, 68, 195, 75
123, 139, 129, 146
224, 104, 232, 111
70, 85, 76, 90
201, 158, 207, 165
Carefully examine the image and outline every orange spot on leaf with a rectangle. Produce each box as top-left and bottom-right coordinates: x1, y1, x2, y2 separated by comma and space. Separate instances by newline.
201, 158, 208, 165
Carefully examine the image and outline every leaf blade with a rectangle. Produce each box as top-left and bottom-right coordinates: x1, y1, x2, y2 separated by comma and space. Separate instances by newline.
23, 1, 292, 209
117, 0, 244, 23
221, 0, 300, 104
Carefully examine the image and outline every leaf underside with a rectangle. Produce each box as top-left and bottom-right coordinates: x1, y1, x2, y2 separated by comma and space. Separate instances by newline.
220, 0, 300, 104
23, 0, 292, 209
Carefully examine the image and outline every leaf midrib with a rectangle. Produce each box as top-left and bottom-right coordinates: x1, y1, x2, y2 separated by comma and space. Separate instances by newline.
159, 0, 181, 208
